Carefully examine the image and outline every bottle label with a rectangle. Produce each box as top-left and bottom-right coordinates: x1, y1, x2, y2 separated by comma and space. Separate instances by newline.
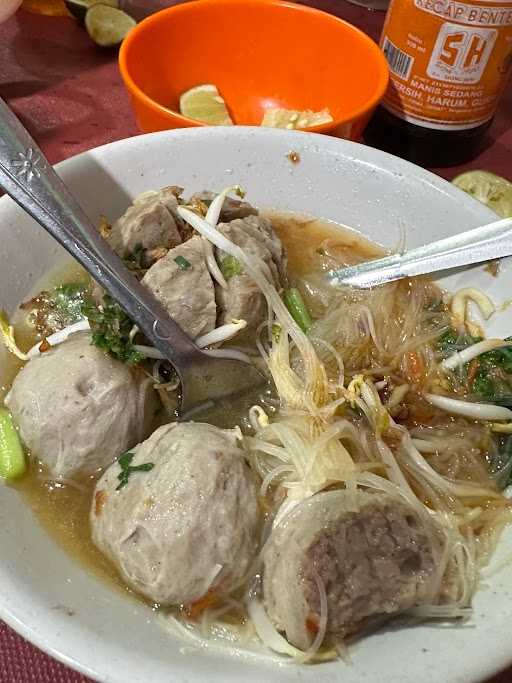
380, 0, 512, 130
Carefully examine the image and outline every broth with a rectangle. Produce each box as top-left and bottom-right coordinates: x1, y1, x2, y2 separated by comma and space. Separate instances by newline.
2, 214, 381, 598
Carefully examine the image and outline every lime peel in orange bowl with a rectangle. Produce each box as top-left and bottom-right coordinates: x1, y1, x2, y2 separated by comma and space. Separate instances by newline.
261, 108, 334, 130
119, 0, 389, 139
179, 84, 233, 126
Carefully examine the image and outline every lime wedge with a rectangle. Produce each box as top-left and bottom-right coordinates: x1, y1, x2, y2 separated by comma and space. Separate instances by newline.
85, 4, 136, 47
261, 108, 333, 129
453, 170, 512, 218
65, 0, 118, 22
179, 85, 233, 126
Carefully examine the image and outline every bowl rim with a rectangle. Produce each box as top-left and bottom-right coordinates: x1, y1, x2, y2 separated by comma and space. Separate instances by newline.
118, 0, 390, 133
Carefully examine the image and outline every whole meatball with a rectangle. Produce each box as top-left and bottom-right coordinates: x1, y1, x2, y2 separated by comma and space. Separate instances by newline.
5, 333, 157, 479
91, 422, 260, 606
263, 490, 445, 650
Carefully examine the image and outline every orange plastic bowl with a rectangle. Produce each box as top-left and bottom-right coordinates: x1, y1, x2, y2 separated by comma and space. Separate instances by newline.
119, 0, 389, 139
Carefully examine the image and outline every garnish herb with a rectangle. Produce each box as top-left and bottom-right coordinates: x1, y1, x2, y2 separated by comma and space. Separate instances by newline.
174, 255, 192, 270
116, 451, 155, 490
472, 343, 512, 405
220, 255, 244, 279
437, 327, 512, 404
123, 244, 146, 273
283, 288, 313, 333
82, 294, 144, 365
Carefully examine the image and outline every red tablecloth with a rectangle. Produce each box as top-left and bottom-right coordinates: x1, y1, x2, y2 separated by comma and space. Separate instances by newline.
0, 4, 511, 682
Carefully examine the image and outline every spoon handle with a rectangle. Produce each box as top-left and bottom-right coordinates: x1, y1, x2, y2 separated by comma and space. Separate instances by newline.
331, 216, 512, 288
0, 96, 198, 366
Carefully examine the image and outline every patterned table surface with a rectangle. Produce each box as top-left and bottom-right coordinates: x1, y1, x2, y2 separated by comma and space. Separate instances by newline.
0, 3, 511, 682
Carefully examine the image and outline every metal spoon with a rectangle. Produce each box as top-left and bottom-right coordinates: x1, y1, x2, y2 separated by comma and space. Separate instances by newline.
331, 215, 512, 288
0, 97, 267, 417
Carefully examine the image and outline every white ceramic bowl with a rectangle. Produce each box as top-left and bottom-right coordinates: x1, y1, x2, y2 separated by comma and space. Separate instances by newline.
1, 128, 511, 683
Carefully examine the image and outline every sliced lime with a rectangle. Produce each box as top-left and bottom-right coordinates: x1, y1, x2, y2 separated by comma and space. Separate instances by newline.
85, 4, 135, 47
179, 84, 233, 126
65, 0, 118, 22
261, 108, 333, 130
453, 170, 512, 218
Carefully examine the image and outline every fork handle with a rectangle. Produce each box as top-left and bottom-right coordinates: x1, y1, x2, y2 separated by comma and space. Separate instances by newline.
0, 96, 199, 366
332, 215, 512, 288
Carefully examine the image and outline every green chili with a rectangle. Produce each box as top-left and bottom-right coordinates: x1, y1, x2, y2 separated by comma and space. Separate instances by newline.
0, 409, 26, 480
283, 288, 313, 333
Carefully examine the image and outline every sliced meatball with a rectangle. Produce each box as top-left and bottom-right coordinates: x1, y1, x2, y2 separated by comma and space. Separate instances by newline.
142, 236, 216, 338
216, 216, 286, 330
190, 191, 259, 222
108, 187, 185, 266
91, 422, 260, 605
263, 490, 445, 650
5, 333, 157, 479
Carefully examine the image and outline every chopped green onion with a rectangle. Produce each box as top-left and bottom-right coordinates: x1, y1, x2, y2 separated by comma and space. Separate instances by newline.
0, 408, 26, 480
116, 451, 154, 490
220, 255, 244, 279
118, 451, 135, 470
272, 324, 282, 342
283, 288, 313, 333
174, 255, 192, 270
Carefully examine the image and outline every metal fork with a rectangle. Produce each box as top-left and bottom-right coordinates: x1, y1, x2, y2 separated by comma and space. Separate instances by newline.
0, 97, 267, 417
331, 215, 512, 288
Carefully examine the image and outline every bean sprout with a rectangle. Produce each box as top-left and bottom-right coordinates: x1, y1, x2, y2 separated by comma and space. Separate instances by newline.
27, 319, 91, 358
196, 320, 247, 348
441, 339, 512, 371
202, 237, 227, 289
450, 288, 495, 328
425, 393, 512, 421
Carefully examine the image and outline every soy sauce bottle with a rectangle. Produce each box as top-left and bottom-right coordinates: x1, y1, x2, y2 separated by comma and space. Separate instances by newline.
364, 0, 512, 167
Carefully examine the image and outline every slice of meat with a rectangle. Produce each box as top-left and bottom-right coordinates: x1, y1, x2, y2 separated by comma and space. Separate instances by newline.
142, 236, 216, 338
108, 187, 186, 265
190, 191, 258, 222
263, 489, 446, 650
236, 215, 287, 283
215, 217, 286, 330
